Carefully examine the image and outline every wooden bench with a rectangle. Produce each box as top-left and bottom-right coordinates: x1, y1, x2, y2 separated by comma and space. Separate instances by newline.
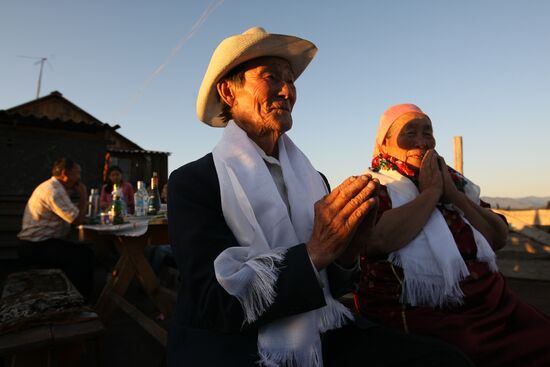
0, 269, 105, 367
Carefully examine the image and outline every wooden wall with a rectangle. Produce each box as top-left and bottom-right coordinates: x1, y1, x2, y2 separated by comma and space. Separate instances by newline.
108, 152, 169, 190
0, 123, 108, 258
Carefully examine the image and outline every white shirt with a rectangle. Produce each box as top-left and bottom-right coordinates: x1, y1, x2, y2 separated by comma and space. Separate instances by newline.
18, 177, 79, 242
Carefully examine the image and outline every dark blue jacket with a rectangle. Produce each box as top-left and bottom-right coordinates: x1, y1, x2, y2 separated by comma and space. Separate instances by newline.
167, 153, 359, 367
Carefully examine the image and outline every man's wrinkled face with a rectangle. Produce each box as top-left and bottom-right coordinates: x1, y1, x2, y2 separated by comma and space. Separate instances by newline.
225, 57, 296, 139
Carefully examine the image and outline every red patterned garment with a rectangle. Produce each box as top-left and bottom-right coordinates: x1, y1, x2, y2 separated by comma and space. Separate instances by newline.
355, 156, 550, 367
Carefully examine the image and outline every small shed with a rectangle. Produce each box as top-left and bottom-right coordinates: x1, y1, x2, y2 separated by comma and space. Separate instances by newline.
0, 91, 169, 259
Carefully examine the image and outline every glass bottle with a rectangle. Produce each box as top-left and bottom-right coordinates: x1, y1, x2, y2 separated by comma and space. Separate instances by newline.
111, 183, 127, 216
109, 185, 125, 225
87, 188, 100, 218
147, 172, 161, 215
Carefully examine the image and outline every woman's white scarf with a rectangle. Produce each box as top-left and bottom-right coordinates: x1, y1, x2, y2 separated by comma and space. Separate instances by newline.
213, 121, 352, 367
368, 168, 498, 308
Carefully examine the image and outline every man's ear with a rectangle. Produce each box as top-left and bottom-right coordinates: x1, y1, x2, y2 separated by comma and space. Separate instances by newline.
217, 80, 235, 107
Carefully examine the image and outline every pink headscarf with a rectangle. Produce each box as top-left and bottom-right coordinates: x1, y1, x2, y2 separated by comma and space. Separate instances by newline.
373, 103, 428, 157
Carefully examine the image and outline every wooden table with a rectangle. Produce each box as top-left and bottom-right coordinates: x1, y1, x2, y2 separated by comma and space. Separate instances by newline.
78, 218, 175, 346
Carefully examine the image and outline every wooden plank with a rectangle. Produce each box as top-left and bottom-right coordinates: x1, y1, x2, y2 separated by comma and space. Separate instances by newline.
497, 258, 550, 282
494, 209, 550, 245
109, 292, 167, 347
453, 136, 463, 174
51, 319, 105, 344
512, 227, 550, 246
122, 236, 174, 317
494, 209, 550, 226
95, 254, 135, 321
0, 326, 52, 354
81, 220, 172, 342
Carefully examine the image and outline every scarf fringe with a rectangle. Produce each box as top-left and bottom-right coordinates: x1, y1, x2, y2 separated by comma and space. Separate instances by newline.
401, 276, 466, 308
258, 339, 322, 367
389, 252, 469, 308
476, 246, 498, 272
484, 258, 498, 272
239, 251, 286, 323
470, 220, 499, 273
317, 296, 353, 333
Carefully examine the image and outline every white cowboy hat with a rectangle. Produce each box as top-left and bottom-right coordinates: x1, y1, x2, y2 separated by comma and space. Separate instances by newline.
196, 27, 318, 127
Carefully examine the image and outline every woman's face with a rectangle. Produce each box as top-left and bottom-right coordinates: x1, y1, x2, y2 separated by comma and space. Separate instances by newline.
383, 112, 436, 169
109, 170, 122, 185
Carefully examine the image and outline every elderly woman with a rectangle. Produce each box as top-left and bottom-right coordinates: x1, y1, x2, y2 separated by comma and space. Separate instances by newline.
167, 29, 472, 367
355, 103, 550, 366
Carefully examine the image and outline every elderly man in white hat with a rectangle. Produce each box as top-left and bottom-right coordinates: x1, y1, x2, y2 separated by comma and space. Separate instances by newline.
167, 27, 473, 367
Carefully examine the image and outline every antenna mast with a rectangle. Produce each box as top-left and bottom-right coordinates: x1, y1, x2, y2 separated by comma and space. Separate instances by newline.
17, 55, 52, 99
36, 57, 47, 99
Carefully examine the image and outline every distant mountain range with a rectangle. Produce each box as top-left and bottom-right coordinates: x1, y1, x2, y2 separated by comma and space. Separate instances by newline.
481, 196, 550, 210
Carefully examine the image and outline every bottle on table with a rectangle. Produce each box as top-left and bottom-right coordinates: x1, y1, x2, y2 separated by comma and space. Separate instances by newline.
87, 188, 100, 218
134, 181, 149, 217
111, 183, 127, 215
147, 172, 161, 215
109, 184, 125, 225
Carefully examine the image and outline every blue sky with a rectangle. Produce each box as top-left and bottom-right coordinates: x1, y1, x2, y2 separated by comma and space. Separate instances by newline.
2, 0, 549, 197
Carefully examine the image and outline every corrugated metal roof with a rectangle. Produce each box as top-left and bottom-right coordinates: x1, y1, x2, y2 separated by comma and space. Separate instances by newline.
5, 91, 107, 127
108, 148, 170, 155
0, 110, 114, 132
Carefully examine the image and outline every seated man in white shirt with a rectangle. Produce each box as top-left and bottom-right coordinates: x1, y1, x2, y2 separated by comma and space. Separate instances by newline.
18, 157, 95, 298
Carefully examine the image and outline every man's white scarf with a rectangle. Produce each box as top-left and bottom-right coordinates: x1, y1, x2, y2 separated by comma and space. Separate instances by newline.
212, 121, 352, 367
368, 168, 498, 308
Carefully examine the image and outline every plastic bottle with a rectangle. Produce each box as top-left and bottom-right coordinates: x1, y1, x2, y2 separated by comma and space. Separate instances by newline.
134, 181, 149, 217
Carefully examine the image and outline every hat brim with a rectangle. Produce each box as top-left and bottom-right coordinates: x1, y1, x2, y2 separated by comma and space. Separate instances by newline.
196, 29, 317, 127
